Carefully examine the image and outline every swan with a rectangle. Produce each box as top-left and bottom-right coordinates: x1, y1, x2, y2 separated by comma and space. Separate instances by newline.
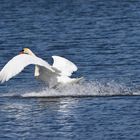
0, 48, 82, 88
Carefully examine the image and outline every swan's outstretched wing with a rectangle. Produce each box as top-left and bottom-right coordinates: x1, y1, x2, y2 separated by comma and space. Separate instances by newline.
52, 56, 78, 77
0, 54, 54, 83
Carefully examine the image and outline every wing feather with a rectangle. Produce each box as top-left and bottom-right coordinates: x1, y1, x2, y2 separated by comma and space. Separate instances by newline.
0, 54, 54, 83
52, 56, 78, 77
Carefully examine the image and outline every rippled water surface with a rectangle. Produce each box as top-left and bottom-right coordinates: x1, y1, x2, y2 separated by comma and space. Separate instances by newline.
0, 0, 140, 139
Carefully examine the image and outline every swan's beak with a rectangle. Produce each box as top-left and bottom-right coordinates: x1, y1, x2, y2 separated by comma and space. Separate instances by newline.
19, 50, 24, 55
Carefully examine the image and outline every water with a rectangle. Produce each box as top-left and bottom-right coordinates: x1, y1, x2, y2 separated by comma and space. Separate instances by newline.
0, 0, 140, 139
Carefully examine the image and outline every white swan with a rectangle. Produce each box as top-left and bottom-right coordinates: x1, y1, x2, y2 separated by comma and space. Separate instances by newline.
0, 48, 82, 88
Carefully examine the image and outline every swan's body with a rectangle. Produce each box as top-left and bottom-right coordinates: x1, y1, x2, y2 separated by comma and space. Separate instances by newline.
0, 48, 82, 88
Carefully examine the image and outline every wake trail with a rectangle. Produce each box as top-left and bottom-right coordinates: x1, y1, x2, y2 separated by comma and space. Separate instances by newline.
1, 81, 136, 98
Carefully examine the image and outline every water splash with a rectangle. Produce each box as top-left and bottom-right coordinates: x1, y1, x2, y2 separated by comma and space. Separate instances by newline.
0, 81, 134, 98
20, 81, 132, 98
132, 91, 140, 96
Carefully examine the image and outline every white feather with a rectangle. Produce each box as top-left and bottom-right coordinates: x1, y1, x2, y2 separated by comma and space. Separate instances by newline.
0, 54, 54, 83
52, 56, 78, 76
0, 53, 82, 88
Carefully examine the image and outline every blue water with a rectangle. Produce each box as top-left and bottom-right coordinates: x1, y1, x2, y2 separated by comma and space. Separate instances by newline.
0, 0, 140, 139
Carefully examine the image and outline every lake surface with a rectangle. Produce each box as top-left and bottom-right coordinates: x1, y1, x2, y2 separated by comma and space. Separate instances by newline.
0, 0, 140, 139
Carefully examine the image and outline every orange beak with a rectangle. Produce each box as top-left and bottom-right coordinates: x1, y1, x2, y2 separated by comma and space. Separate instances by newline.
19, 51, 24, 55
19, 49, 24, 55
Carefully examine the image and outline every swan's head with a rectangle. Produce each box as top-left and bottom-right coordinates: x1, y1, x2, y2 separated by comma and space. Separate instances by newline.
20, 48, 35, 56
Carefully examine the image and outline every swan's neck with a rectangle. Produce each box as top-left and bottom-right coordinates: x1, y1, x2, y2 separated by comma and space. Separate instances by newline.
28, 50, 36, 57
27, 50, 40, 77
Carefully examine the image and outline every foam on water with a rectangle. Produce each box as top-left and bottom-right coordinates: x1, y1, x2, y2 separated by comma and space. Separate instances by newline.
1, 81, 136, 98
132, 92, 140, 96
19, 81, 132, 98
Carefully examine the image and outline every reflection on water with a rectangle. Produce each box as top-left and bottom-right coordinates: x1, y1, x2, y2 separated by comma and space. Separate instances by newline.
0, 97, 80, 139
1, 96, 140, 139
